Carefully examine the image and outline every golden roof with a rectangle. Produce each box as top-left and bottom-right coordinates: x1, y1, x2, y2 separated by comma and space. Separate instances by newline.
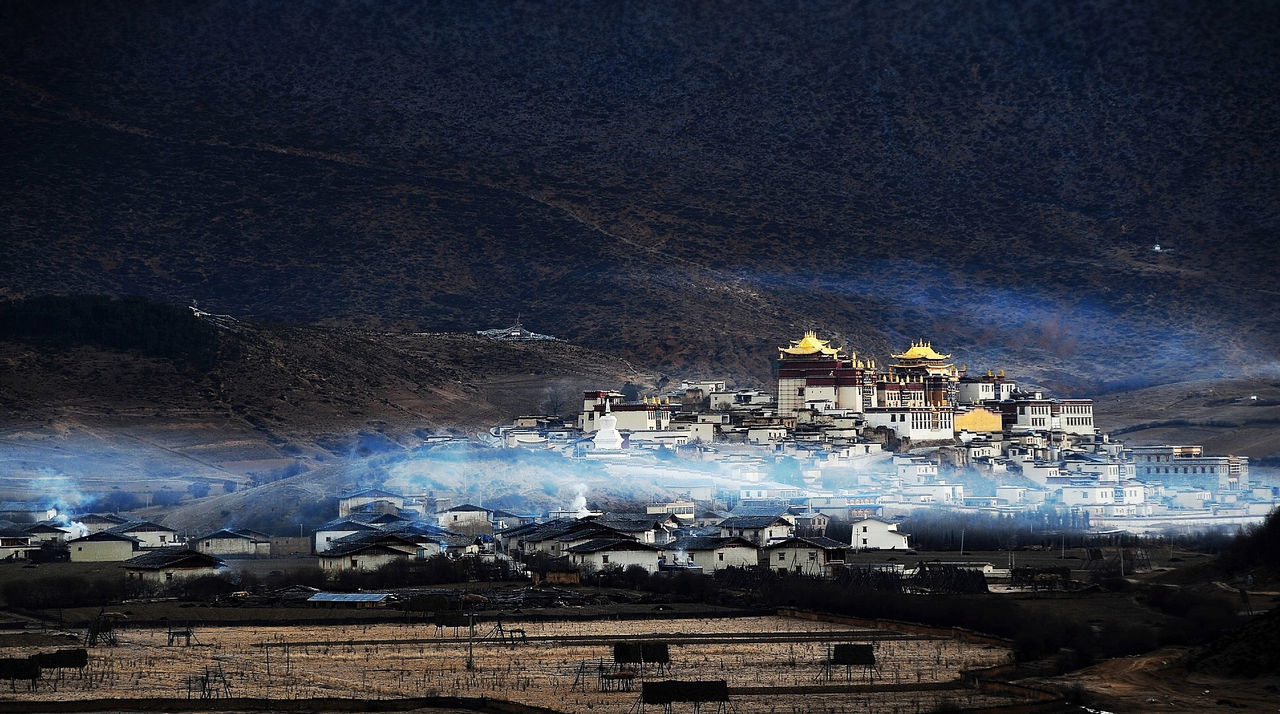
779, 331, 842, 357
892, 340, 951, 361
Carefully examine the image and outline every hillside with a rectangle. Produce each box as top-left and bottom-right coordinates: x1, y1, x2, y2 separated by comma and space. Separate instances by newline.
0, 302, 653, 505
2, 1, 1278, 390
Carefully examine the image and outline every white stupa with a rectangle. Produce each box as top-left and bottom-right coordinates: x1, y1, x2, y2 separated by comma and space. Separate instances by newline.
592, 404, 624, 451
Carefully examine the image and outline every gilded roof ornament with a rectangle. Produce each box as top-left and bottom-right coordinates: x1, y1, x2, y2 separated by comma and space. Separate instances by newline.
779, 331, 842, 357
892, 339, 952, 361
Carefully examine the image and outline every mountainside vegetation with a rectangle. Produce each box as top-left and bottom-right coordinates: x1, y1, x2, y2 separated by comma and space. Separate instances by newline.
2, 0, 1277, 391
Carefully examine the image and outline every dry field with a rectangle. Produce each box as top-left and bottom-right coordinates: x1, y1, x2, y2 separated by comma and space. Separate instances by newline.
0, 615, 1032, 713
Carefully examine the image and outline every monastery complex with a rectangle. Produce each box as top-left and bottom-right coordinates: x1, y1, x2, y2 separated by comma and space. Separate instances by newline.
492, 332, 1272, 535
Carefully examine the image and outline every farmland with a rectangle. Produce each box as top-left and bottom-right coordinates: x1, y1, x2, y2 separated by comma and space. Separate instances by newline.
0, 615, 1035, 713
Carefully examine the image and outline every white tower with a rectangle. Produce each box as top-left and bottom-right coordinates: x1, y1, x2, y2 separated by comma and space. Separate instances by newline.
592, 406, 624, 451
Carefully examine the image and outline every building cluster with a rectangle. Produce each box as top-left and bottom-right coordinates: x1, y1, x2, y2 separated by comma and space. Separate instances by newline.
3, 333, 1274, 584
488, 333, 1275, 534
307, 490, 911, 579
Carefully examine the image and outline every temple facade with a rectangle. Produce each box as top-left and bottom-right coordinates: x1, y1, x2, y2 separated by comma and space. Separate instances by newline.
878, 341, 959, 408
773, 332, 874, 415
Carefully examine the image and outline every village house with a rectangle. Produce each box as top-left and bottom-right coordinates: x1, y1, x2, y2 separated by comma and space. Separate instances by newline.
22, 522, 72, 545
526, 523, 636, 558
762, 536, 848, 577
717, 515, 794, 545
849, 517, 910, 551
192, 528, 272, 557
337, 488, 405, 518
122, 548, 224, 584
0, 501, 55, 524
68, 530, 140, 562
587, 513, 680, 544
313, 518, 383, 553
661, 536, 758, 571
436, 504, 494, 534
566, 538, 662, 573
793, 511, 831, 537
77, 513, 132, 534
107, 520, 179, 549
0, 527, 37, 560
316, 532, 425, 572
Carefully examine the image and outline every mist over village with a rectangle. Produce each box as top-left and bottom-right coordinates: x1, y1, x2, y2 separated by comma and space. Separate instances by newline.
3, 1, 1280, 713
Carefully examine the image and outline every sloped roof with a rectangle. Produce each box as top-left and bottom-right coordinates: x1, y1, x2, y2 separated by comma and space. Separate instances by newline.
317, 517, 383, 532
384, 521, 456, 538
850, 516, 898, 525
108, 520, 175, 535
338, 487, 403, 500
665, 536, 756, 552
518, 518, 620, 543
0, 501, 50, 512
321, 541, 416, 558
23, 523, 69, 534
440, 504, 490, 513
718, 515, 790, 529
345, 511, 409, 525
123, 548, 223, 570
555, 525, 633, 542
69, 530, 140, 545
77, 513, 132, 524
196, 528, 270, 542
497, 521, 544, 538
566, 538, 661, 554
765, 536, 849, 551
330, 530, 423, 548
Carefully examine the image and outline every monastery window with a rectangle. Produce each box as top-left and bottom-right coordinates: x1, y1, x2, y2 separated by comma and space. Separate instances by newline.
778, 552, 786, 562
602, 555, 609, 564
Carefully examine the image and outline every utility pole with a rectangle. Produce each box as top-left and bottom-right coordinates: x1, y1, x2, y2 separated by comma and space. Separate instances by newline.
466, 612, 475, 671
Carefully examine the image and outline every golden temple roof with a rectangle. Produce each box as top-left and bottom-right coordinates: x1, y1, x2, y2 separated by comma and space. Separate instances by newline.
779, 331, 842, 357
892, 340, 951, 361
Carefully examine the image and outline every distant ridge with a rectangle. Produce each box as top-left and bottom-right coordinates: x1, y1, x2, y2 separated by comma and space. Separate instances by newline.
1, 0, 1277, 390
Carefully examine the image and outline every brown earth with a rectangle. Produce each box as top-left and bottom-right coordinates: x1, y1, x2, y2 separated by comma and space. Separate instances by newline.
1033, 647, 1280, 712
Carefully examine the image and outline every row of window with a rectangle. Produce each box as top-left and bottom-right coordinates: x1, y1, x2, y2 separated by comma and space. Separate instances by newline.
1143, 466, 1217, 474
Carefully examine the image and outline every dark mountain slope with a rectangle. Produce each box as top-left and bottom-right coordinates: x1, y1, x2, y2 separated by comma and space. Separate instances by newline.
2, 1, 1277, 388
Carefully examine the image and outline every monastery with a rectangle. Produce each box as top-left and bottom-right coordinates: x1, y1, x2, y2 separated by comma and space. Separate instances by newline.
484, 331, 1270, 535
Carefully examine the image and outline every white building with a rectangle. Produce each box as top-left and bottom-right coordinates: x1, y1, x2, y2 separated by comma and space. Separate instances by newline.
661, 536, 758, 571
762, 537, 848, 577
108, 521, 179, 549
901, 482, 965, 504
747, 426, 788, 445
894, 456, 938, 484
850, 517, 910, 550
957, 371, 1017, 404
863, 407, 955, 441
566, 539, 662, 573
1129, 445, 1249, 491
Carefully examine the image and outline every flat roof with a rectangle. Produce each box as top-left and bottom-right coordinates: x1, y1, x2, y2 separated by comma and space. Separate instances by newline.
307, 593, 390, 603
